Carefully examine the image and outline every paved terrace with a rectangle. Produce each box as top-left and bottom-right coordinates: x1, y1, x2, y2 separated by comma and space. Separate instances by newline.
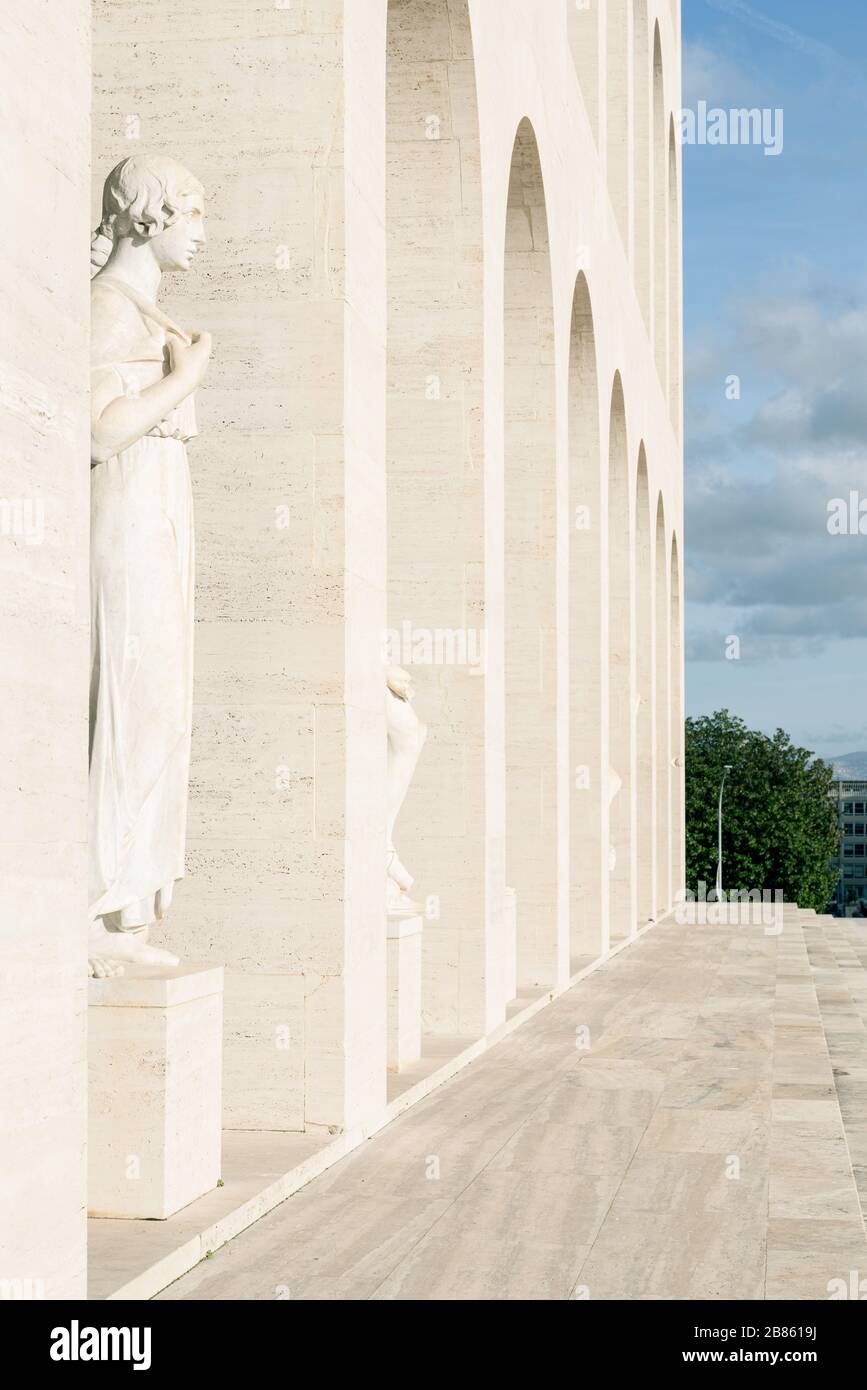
156, 906, 867, 1301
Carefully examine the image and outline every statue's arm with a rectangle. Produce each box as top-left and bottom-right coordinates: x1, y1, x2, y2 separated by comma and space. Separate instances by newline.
91, 332, 212, 464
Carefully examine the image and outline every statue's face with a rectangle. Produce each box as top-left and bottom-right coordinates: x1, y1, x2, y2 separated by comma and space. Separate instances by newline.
150, 195, 206, 272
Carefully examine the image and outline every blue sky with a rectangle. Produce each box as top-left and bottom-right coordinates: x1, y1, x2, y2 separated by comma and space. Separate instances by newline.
682, 0, 867, 759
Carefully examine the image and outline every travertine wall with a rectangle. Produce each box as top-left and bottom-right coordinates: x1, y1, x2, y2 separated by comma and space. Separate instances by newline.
88, 0, 684, 1134
0, 0, 91, 1298
93, 0, 389, 1133
607, 376, 635, 944
504, 118, 560, 990
385, 0, 490, 1036
635, 450, 653, 925
569, 274, 604, 965
0, 0, 684, 1300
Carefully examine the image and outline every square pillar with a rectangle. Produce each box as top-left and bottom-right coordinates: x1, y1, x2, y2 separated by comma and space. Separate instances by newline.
0, 0, 91, 1299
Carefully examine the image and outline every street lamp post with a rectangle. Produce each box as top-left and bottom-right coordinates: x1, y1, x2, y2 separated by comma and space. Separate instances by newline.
715, 765, 733, 900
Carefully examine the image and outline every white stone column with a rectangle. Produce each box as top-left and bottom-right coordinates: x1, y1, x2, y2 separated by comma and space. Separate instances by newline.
0, 0, 91, 1298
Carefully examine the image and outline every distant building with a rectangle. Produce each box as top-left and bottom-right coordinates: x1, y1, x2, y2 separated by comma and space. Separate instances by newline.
829, 780, 867, 915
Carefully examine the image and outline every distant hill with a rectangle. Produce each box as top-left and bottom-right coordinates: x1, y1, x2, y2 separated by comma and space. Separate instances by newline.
829, 753, 867, 780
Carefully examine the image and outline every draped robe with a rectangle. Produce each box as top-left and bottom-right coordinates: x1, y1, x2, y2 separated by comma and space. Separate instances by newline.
89, 274, 196, 929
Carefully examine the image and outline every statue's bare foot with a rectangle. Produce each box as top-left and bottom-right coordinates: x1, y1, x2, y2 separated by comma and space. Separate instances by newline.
88, 956, 125, 980
88, 923, 179, 971
104, 935, 180, 968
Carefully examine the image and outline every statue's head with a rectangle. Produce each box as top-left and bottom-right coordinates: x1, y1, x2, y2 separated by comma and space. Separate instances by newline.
92, 154, 205, 276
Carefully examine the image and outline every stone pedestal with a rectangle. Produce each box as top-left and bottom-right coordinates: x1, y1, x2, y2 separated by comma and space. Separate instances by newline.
387, 915, 422, 1071
88, 963, 224, 1219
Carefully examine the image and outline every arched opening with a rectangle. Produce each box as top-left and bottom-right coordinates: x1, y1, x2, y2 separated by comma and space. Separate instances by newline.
654, 493, 670, 916
634, 447, 653, 927
386, 0, 486, 1043
607, 376, 632, 946
652, 22, 667, 393
668, 115, 682, 436
633, 0, 651, 327
504, 118, 558, 991
568, 0, 599, 146
670, 535, 684, 896
569, 273, 603, 969
606, 0, 629, 248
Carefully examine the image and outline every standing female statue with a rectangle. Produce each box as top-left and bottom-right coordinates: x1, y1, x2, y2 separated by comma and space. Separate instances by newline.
88, 155, 211, 978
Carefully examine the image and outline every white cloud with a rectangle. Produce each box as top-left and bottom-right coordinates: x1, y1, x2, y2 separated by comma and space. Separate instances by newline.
687, 279, 867, 657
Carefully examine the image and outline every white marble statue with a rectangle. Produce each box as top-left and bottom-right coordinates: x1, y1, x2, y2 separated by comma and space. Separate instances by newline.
87, 155, 212, 979
385, 665, 427, 915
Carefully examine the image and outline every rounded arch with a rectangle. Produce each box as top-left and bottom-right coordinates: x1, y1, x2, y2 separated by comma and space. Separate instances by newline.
569, 272, 603, 967
606, 0, 629, 247
668, 114, 682, 437
654, 492, 670, 915
568, 0, 599, 146
670, 533, 684, 896
633, 0, 651, 326
652, 22, 667, 393
634, 446, 653, 926
608, 374, 632, 945
504, 117, 558, 990
386, 0, 485, 1039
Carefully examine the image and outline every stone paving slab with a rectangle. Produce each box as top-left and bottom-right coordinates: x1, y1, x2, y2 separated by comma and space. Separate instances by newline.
156, 908, 867, 1301
802, 914, 867, 1232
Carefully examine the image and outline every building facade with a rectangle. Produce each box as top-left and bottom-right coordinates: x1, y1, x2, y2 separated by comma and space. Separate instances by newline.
1, 0, 683, 1296
829, 780, 867, 915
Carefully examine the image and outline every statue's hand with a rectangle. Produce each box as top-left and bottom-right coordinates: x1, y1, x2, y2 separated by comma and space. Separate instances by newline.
168, 329, 212, 390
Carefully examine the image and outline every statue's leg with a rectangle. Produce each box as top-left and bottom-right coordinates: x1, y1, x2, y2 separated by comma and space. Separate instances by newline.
385, 688, 427, 910
386, 689, 428, 850
88, 438, 191, 976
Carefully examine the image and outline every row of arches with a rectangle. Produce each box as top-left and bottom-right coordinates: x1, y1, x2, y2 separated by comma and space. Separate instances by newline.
505, 114, 683, 979
385, 0, 682, 1042
601, 376, 681, 950
568, 2, 681, 435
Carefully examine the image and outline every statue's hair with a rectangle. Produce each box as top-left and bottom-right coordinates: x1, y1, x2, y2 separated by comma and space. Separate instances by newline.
91, 154, 203, 276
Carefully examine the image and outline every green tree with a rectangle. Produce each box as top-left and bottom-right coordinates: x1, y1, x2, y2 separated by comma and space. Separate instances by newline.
685, 709, 840, 912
